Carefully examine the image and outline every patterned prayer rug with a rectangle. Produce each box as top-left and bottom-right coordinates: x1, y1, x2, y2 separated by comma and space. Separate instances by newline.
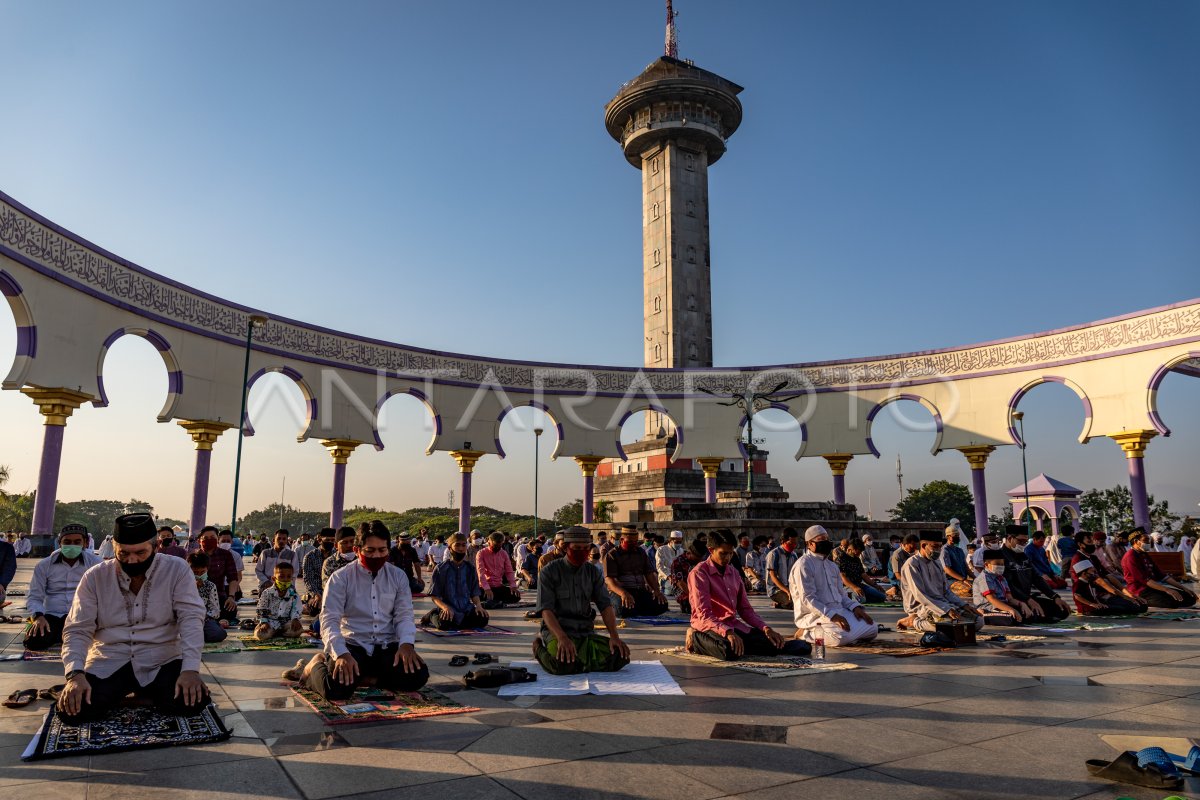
836, 639, 948, 657
21, 703, 231, 761
0, 650, 60, 662
623, 616, 690, 626
290, 684, 480, 726
1144, 611, 1200, 621
238, 635, 320, 651
418, 625, 517, 638
202, 641, 243, 654
651, 647, 859, 678
1024, 622, 1132, 632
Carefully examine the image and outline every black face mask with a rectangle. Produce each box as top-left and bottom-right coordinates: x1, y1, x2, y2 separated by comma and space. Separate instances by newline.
450, 551, 466, 562
1081, 544, 1096, 554
813, 541, 834, 556
119, 552, 155, 577
320, 541, 334, 553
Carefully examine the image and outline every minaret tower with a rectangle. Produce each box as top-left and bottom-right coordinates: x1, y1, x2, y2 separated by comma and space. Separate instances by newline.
604, 3, 742, 435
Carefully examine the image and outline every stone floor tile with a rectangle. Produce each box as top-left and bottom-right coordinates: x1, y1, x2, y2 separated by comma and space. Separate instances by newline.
872, 743, 1105, 799
459, 722, 652, 773
342, 775, 525, 800
731, 767, 960, 800
278, 746, 479, 799
82, 755, 300, 799
335, 715, 493, 751
785, 716, 958, 767
644, 738, 853, 794
494, 748, 727, 800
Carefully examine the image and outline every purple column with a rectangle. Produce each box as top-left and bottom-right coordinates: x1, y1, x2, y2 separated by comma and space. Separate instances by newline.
970, 466, 988, 543
1128, 456, 1150, 532
832, 473, 846, 505
31, 424, 65, 539
330, 461, 347, 529
190, 448, 212, 535
459, 469, 472, 534
705, 475, 717, 503
583, 473, 595, 524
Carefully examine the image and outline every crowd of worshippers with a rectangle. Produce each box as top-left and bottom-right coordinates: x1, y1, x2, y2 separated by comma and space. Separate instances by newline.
6, 513, 1196, 722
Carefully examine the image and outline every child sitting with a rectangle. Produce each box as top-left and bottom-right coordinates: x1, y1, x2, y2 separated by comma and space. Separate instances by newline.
971, 549, 1031, 626
189, 552, 229, 643
255, 562, 303, 640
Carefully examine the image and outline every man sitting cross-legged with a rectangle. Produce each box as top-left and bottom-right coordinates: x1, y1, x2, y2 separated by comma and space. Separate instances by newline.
293, 527, 429, 700
604, 524, 670, 618
58, 513, 210, 722
1071, 559, 1145, 616
420, 533, 491, 631
534, 526, 631, 675
686, 529, 810, 660
791, 525, 878, 648
1001, 525, 1072, 622
477, 531, 521, 608
972, 549, 1030, 625
25, 524, 102, 652
255, 561, 303, 640
899, 530, 983, 633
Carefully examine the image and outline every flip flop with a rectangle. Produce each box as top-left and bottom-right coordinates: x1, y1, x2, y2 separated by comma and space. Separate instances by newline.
448, 655, 469, 667
1086, 749, 1183, 790
37, 684, 64, 702
2, 689, 38, 708
472, 653, 494, 665
1166, 744, 1200, 776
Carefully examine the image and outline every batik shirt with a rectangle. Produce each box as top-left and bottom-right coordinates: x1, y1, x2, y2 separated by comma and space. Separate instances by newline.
196, 578, 221, 620
833, 547, 867, 587
321, 553, 357, 589
302, 547, 329, 596
257, 583, 301, 624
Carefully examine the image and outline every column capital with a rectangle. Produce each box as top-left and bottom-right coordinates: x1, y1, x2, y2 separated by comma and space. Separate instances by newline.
958, 445, 996, 470
821, 453, 854, 476
21, 387, 92, 426
178, 420, 235, 450
1108, 430, 1156, 458
449, 450, 486, 473
322, 439, 363, 464
696, 457, 724, 479
573, 455, 604, 477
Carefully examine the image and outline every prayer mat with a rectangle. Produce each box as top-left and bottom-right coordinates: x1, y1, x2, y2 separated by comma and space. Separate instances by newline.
623, 616, 690, 626
651, 648, 859, 679
861, 602, 902, 608
21, 702, 230, 761
0, 649, 60, 662
238, 635, 320, 651
1144, 611, 1200, 621
418, 625, 517, 638
202, 641, 243, 654
1024, 622, 1132, 632
290, 684, 480, 726
502, 601, 536, 609
496, 660, 685, 696
836, 639, 948, 657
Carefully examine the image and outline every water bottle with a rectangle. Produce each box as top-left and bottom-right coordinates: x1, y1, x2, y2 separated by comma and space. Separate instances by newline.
813, 635, 826, 661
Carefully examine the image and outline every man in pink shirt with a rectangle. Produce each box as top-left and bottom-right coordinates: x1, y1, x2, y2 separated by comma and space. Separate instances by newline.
685, 529, 811, 661
477, 531, 521, 608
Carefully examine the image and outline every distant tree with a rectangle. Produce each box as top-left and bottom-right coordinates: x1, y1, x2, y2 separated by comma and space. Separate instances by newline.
554, 500, 583, 527
890, 480, 976, 534
988, 506, 1015, 538
53, 498, 153, 538
593, 500, 615, 523
239, 504, 329, 538
0, 491, 34, 532
1079, 485, 1178, 533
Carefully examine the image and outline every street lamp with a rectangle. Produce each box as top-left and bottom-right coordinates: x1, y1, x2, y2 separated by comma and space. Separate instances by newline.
230, 314, 269, 536
533, 427, 544, 539
1012, 410, 1033, 534
699, 381, 805, 493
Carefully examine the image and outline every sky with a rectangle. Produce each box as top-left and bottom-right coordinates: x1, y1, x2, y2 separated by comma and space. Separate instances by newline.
0, 1, 1197, 527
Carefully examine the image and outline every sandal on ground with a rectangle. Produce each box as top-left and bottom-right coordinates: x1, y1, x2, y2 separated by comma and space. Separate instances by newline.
238, 619, 256, 631
37, 684, 65, 702
472, 653, 494, 665
1086, 749, 1183, 790
448, 655, 469, 667
1167, 744, 1200, 776
281, 658, 307, 683
3, 689, 38, 709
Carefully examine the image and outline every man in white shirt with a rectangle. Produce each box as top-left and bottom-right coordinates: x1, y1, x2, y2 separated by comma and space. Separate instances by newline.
791, 526, 877, 647
295, 527, 428, 700
657, 531, 683, 595
255, 529, 299, 589
428, 536, 448, 567
26, 524, 102, 651
58, 513, 209, 722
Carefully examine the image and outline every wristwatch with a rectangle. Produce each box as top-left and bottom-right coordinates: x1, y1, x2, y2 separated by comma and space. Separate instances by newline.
66, 669, 85, 680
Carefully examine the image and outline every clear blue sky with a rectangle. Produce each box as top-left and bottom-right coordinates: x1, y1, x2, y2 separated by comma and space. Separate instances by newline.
1, 1, 1197, 526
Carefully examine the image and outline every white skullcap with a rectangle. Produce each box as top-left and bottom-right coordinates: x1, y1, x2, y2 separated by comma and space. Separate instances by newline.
804, 525, 829, 542
669, 530, 683, 539
1072, 559, 1093, 574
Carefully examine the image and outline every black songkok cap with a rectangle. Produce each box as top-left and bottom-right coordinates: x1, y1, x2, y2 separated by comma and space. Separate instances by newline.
982, 549, 1006, 562
113, 513, 157, 545
1005, 524, 1027, 538
918, 530, 942, 543
60, 523, 88, 537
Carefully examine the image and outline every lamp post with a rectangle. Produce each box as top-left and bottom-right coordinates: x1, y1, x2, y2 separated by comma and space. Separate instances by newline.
230, 314, 268, 536
533, 427, 544, 539
699, 380, 805, 495
1013, 410, 1033, 533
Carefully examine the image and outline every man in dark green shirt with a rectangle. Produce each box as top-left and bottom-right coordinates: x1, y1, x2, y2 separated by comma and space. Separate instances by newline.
534, 526, 630, 675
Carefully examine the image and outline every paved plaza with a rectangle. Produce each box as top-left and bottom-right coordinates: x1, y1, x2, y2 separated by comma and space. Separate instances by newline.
0, 560, 1197, 800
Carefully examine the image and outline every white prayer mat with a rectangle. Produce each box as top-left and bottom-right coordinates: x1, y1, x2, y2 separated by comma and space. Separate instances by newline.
652, 647, 860, 678
496, 660, 685, 696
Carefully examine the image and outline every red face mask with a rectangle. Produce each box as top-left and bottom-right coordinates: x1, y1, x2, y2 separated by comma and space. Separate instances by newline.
781, 541, 796, 553
359, 553, 388, 573
200, 538, 218, 553
566, 548, 588, 567
619, 539, 636, 551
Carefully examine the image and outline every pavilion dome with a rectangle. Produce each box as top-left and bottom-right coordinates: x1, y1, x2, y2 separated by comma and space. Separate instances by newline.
1006, 473, 1082, 497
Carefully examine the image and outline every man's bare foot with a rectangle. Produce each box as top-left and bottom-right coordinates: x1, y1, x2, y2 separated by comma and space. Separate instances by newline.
282, 657, 308, 682
684, 628, 695, 653
532, 636, 543, 657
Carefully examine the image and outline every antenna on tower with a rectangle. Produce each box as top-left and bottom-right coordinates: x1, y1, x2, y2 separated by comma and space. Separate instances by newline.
665, 0, 679, 59
896, 454, 904, 502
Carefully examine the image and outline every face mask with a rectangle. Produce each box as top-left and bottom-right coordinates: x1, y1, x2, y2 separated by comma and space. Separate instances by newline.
218, 542, 232, 550
158, 539, 174, 549
201, 539, 218, 553
781, 541, 796, 553
812, 541, 834, 557
320, 541, 334, 552
1009, 544, 1024, 553
929, 548, 942, 560
566, 548, 588, 567
450, 550, 466, 562
986, 564, 1005, 575
359, 553, 388, 572
119, 553, 155, 577
619, 539, 635, 551
274, 580, 293, 591
341, 552, 356, 561
194, 572, 208, 583
1081, 544, 1096, 554
59, 544, 84, 560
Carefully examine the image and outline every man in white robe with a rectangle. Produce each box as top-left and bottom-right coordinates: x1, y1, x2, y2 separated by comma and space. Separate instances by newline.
900, 530, 983, 632
790, 526, 877, 647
